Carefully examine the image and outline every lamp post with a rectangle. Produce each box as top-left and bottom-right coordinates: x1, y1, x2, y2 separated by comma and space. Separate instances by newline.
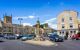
18, 18, 23, 25
18, 18, 23, 34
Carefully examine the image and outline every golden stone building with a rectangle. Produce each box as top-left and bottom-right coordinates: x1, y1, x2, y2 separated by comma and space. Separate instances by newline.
2, 15, 13, 35
23, 25, 35, 34
12, 24, 35, 34
42, 23, 54, 34
57, 11, 79, 38
4, 15, 12, 24
0, 20, 3, 34
1, 15, 35, 35
78, 19, 80, 31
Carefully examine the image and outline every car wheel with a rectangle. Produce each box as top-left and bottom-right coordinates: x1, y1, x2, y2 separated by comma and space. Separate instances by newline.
61, 40, 64, 42
54, 39, 57, 42
76, 38, 79, 40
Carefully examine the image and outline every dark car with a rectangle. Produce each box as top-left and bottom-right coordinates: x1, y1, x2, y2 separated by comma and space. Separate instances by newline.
48, 34, 64, 42
0, 34, 4, 42
15, 34, 23, 39
0, 34, 4, 37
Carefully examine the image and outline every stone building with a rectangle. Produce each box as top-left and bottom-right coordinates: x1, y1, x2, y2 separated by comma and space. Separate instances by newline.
57, 10, 79, 38
12, 24, 35, 34
0, 15, 35, 35
0, 20, 3, 34
12, 24, 22, 34
42, 23, 54, 34
23, 25, 35, 34
78, 19, 80, 31
3, 23, 13, 34
2, 15, 13, 35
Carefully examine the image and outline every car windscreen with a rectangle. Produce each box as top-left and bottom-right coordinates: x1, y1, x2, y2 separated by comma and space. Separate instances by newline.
51, 34, 59, 37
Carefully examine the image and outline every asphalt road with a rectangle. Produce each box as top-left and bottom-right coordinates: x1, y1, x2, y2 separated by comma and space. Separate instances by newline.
0, 39, 80, 50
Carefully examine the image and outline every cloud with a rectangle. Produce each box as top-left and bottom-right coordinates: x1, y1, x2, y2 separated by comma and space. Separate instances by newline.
17, 16, 28, 19
43, 18, 57, 29
28, 16, 35, 19
44, 18, 56, 23
48, 23, 57, 30
13, 15, 35, 20
22, 23, 32, 26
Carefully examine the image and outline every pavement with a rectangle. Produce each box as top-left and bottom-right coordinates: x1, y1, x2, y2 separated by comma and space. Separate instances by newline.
23, 40, 57, 47
0, 39, 80, 50
57, 40, 80, 50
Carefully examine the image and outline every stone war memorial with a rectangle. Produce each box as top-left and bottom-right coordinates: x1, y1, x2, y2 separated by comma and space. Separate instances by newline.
34, 19, 45, 41
33, 18, 54, 41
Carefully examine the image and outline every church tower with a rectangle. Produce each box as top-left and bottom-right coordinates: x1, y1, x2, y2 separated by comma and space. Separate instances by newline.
4, 14, 12, 24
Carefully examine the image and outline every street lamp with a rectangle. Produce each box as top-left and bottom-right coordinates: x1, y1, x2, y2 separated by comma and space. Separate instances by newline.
18, 18, 23, 34
18, 18, 23, 25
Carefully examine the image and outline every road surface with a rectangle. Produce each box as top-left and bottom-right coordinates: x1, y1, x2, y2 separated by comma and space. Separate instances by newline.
0, 39, 80, 50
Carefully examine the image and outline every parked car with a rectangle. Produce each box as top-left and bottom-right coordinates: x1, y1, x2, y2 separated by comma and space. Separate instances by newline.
15, 34, 23, 39
21, 34, 36, 41
0, 34, 4, 37
0, 34, 4, 42
48, 34, 64, 42
4, 34, 16, 40
71, 33, 80, 40
48, 32, 57, 37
